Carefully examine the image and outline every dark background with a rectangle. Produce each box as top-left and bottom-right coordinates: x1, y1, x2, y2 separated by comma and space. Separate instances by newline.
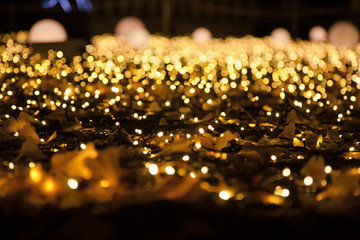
1, 0, 360, 40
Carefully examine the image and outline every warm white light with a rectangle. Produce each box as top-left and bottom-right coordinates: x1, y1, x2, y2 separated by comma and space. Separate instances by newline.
282, 168, 291, 177
149, 164, 158, 175
219, 190, 231, 200
328, 21, 359, 48
67, 178, 78, 189
304, 176, 313, 186
270, 28, 291, 44
192, 27, 212, 43
324, 165, 332, 174
115, 17, 149, 49
201, 166, 209, 174
165, 166, 175, 175
115, 17, 145, 37
126, 27, 150, 49
280, 189, 290, 197
309, 26, 327, 42
29, 19, 68, 43
182, 155, 190, 161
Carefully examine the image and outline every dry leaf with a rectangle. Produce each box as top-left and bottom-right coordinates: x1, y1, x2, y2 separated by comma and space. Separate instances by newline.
2, 117, 19, 133
51, 142, 97, 180
148, 101, 162, 112
20, 138, 46, 159
214, 130, 239, 151
293, 137, 305, 147
300, 155, 326, 183
19, 123, 40, 143
0, 128, 15, 142
278, 121, 295, 140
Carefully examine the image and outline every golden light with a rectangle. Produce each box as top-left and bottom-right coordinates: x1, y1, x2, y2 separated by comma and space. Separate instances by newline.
219, 190, 231, 200
29, 167, 42, 183
43, 178, 56, 193
100, 179, 110, 188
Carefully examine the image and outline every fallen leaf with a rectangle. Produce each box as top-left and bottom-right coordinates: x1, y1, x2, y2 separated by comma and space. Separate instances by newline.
214, 130, 239, 151
278, 121, 295, 140
51, 142, 97, 180
19, 123, 40, 143
301, 155, 326, 183
0, 128, 15, 142
20, 138, 46, 159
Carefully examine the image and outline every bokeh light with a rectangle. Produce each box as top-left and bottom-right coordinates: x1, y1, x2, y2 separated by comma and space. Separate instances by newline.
28, 19, 68, 43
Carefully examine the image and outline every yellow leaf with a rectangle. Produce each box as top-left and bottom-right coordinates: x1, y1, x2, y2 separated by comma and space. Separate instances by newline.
293, 137, 304, 147
214, 130, 238, 151
47, 131, 57, 142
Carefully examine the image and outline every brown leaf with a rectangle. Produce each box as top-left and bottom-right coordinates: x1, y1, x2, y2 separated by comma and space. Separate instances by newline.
19, 123, 40, 143
148, 101, 162, 112
278, 121, 295, 140
0, 128, 15, 143
156, 139, 192, 156
2, 117, 19, 133
20, 138, 46, 159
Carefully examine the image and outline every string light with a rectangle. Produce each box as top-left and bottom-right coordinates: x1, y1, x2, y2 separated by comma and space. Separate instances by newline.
0, 30, 359, 214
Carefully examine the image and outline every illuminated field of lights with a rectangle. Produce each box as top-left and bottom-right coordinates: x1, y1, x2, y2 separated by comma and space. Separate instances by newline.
0, 31, 360, 214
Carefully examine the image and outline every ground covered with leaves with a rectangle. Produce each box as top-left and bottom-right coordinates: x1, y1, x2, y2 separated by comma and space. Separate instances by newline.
1, 32, 360, 238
